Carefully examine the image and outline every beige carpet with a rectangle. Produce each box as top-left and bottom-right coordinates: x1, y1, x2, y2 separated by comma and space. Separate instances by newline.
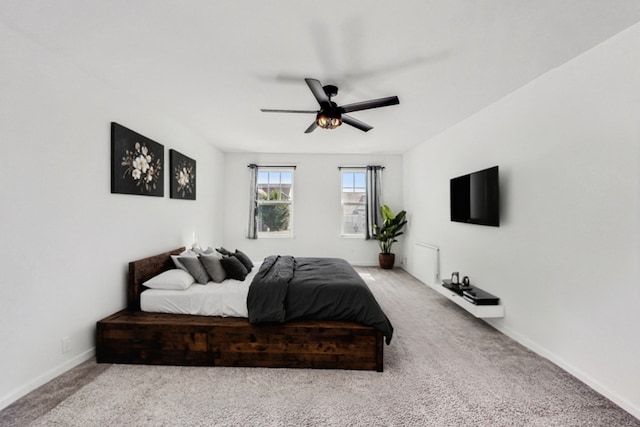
2, 267, 638, 426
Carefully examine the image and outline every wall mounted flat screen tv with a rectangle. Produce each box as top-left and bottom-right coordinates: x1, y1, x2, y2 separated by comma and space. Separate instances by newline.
450, 166, 500, 227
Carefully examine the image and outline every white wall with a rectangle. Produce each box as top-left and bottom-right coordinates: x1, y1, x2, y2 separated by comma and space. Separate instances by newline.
402, 23, 640, 417
2, 9, 638, 420
0, 23, 226, 408
222, 153, 404, 266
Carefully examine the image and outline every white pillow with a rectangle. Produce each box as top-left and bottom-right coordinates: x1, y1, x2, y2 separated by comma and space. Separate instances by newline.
192, 246, 215, 256
143, 269, 195, 290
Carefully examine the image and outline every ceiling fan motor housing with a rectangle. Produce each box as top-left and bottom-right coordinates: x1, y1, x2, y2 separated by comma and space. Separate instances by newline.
323, 84, 338, 98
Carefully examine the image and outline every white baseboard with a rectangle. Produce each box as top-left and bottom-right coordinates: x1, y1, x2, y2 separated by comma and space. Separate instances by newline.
0, 347, 95, 411
485, 320, 640, 421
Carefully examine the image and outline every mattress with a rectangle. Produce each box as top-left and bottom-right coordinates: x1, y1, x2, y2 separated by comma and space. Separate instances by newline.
141, 262, 261, 317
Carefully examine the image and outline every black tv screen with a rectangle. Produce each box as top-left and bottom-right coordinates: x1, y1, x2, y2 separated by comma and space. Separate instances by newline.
450, 166, 500, 227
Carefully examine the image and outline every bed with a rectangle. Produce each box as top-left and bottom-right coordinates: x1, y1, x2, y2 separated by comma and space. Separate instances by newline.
96, 247, 392, 371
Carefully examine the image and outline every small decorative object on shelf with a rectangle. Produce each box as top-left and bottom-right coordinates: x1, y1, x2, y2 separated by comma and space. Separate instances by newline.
444, 274, 471, 293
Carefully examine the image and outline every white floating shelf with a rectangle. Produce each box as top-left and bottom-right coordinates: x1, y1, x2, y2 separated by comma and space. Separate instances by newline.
429, 282, 504, 318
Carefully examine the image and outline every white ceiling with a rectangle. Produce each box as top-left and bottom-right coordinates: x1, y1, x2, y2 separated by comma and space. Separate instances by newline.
2, 1, 640, 154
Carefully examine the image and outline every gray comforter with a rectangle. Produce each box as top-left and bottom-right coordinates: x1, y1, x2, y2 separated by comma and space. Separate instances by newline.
247, 255, 393, 344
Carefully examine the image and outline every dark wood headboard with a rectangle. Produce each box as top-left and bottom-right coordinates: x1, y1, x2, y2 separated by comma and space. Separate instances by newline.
127, 247, 185, 310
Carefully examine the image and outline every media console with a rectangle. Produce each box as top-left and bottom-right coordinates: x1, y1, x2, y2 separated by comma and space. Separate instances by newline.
431, 280, 504, 318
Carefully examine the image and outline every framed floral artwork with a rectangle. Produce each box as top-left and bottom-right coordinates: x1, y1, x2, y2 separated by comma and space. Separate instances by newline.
111, 123, 164, 196
169, 149, 196, 200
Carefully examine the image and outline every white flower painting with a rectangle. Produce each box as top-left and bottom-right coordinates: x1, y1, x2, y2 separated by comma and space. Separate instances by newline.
111, 123, 164, 196
169, 149, 196, 200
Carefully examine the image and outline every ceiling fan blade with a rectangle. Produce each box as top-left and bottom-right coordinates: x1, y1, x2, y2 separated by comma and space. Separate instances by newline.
304, 121, 318, 133
260, 108, 317, 114
340, 96, 400, 113
341, 114, 373, 132
305, 78, 331, 108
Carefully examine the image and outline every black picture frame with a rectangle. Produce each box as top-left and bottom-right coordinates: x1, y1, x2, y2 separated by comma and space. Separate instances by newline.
169, 149, 196, 200
111, 122, 164, 197
451, 272, 459, 284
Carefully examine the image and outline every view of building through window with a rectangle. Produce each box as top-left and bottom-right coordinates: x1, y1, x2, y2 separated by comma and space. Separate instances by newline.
257, 169, 293, 236
341, 170, 366, 236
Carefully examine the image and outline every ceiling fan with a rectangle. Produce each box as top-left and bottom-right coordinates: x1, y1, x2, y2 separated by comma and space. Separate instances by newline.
260, 78, 399, 133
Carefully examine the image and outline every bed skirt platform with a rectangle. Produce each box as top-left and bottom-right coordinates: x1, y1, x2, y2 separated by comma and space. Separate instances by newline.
96, 310, 384, 372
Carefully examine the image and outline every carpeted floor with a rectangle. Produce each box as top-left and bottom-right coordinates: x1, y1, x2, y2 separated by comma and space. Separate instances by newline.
1, 267, 638, 426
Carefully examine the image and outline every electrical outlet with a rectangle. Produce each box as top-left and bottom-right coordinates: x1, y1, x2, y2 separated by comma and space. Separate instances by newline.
62, 336, 71, 353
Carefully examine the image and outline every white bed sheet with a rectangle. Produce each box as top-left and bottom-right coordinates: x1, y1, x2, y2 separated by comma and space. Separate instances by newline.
141, 262, 261, 318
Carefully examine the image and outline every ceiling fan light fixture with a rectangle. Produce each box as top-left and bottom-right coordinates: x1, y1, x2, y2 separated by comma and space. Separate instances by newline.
316, 113, 342, 129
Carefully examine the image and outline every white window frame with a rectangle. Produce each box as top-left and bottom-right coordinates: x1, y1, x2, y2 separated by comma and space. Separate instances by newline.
340, 168, 367, 238
256, 167, 294, 239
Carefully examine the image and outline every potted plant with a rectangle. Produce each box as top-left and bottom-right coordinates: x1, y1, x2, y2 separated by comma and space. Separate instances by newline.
373, 205, 407, 269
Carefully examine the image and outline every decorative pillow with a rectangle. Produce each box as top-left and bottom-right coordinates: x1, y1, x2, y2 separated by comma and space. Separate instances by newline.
171, 249, 198, 272
216, 246, 232, 256
177, 256, 210, 284
143, 269, 195, 290
199, 253, 227, 283
192, 246, 215, 256
233, 249, 253, 272
220, 256, 249, 281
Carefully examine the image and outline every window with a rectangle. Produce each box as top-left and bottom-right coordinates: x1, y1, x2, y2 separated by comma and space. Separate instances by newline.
341, 169, 366, 236
256, 168, 294, 237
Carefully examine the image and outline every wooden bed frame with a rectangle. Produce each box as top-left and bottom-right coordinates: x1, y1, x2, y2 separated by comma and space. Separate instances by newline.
96, 247, 384, 371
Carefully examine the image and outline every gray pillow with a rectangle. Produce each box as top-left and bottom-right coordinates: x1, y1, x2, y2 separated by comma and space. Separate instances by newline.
177, 256, 210, 284
216, 247, 232, 256
220, 256, 249, 281
171, 249, 198, 272
199, 254, 226, 283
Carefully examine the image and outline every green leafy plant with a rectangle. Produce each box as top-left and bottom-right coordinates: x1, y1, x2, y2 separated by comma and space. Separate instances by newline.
373, 205, 407, 254
258, 189, 290, 232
